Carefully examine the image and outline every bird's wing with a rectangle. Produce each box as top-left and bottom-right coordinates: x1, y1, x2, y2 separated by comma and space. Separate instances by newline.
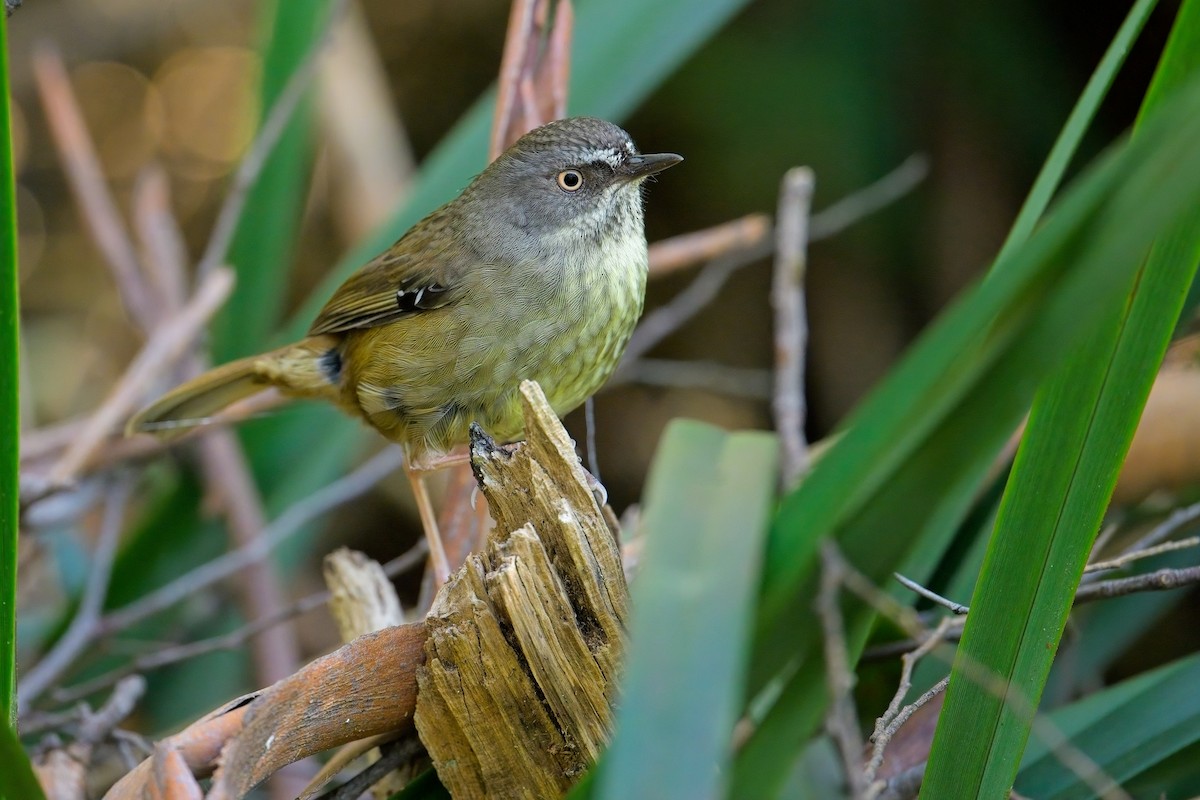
308, 209, 466, 336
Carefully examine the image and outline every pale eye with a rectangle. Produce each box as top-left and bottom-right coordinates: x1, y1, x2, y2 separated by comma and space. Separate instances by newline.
556, 169, 584, 192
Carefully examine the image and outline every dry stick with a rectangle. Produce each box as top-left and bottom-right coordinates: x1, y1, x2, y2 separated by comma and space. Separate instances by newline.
892, 573, 969, 615
32, 45, 160, 333
647, 214, 771, 278
50, 540, 429, 706
871, 556, 1200, 660
491, 0, 539, 158
1075, 563, 1200, 603
1083, 534, 1200, 574
817, 541, 870, 799
132, 165, 189, 312
17, 478, 133, 711
98, 446, 406, 636
772, 168, 814, 486
45, 268, 235, 486
195, 0, 349, 282
538, 0, 572, 122
1094, 498, 1200, 578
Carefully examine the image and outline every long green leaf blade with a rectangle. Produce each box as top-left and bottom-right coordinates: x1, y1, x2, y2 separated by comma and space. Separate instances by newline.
923, 3, 1200, 795
597, 421, 778, 800
0, 5, 19, 724
0, 719, 46, 800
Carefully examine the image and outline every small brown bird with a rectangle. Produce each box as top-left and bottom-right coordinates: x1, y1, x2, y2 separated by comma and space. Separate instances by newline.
129, 116, 680, 580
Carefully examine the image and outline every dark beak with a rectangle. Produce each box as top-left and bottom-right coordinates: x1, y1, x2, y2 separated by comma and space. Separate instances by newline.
624, 152, 683, 180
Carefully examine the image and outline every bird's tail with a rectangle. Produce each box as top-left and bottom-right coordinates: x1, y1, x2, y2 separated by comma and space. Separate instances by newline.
126, 335, 341, 439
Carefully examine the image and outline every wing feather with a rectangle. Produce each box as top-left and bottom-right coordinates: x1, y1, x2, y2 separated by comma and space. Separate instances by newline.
308, 205, 465, 336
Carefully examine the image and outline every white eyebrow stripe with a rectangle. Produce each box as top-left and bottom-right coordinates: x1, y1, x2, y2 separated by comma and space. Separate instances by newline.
577, 146, 625, 169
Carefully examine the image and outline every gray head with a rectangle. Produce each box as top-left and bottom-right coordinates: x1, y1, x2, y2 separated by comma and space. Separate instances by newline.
464, 117, 682, 245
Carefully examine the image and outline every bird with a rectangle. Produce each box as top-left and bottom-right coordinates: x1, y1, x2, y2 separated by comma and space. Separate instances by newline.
128, 116, 681, 582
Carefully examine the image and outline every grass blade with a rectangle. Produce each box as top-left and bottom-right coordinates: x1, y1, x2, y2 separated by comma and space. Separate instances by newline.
0, 718, 46, 800
597, 420, 778, 800
0, 6, 19, 724
922, 3, 1200, 795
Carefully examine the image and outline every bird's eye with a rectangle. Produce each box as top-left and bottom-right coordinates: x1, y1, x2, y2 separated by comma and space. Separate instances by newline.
556, 169, 584, 192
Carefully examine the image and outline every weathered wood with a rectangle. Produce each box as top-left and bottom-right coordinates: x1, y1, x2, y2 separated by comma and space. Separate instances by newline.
416, 380, 629, 799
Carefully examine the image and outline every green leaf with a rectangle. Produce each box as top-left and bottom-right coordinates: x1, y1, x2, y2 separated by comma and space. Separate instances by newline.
922, 2, 1200, 795
1015, 653, 1200, 798
736, 67, 1200, 799
596, 421, 778, 800
0, 719, 45, 800
0, 6, 19, 723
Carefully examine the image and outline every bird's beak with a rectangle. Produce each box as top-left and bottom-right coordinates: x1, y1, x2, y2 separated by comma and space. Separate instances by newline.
623, 152, 683, 180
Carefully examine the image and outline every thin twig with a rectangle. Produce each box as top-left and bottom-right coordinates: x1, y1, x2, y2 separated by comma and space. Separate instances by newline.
817, 541, 869, 799
32, 45, 160, 332
869, 559, 1200, 661
1074, 564, 1200, 604
491, 0, 572, 156
648, 214, 771, 278
132, 165, 189, 312
195, 0, 348, 282
45, 267, 235, 486
97, 446, 406, 635
893, 573, 969, 615
538, 0, 572, 123
772, 168, 814, 486
866, 670, 949, 792
18, 478, 132, 711
1101, 499, 1200, 573
1084, 534, 1200, 574
492, 0, 539, 158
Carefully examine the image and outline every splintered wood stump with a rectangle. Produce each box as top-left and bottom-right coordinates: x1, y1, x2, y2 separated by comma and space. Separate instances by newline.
414, 381, 629, 799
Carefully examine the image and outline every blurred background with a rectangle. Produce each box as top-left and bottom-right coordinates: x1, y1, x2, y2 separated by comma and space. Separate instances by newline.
12, 0, 1186, 740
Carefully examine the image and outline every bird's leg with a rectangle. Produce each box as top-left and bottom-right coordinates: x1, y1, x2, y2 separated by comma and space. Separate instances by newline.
405, 450, 472, 587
